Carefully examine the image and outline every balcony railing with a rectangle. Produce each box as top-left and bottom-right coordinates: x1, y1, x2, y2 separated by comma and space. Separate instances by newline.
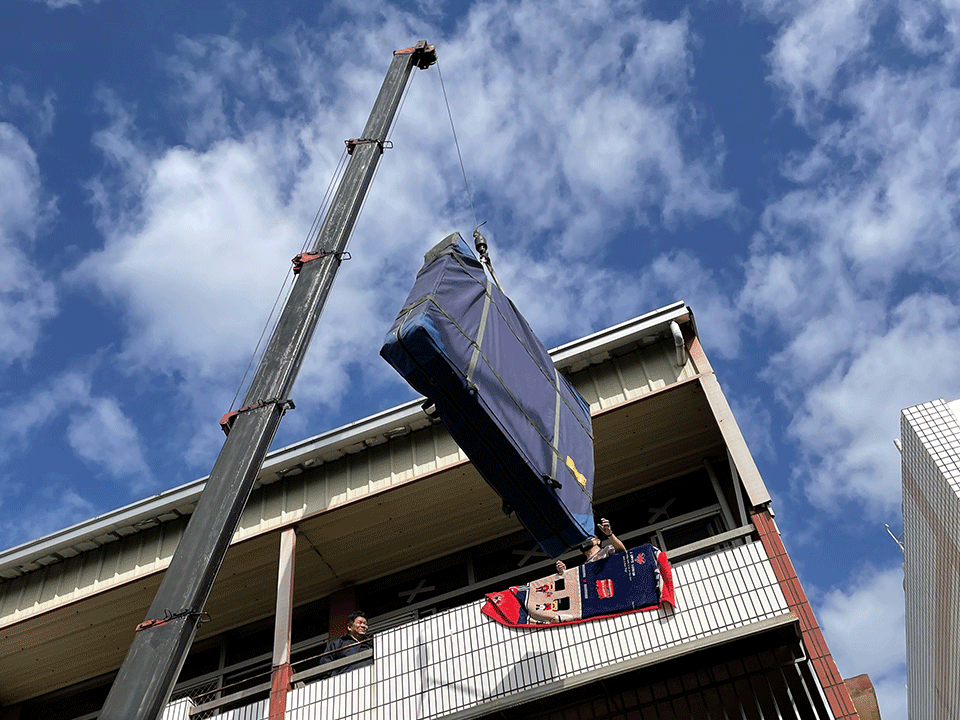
161, 538, 792, 720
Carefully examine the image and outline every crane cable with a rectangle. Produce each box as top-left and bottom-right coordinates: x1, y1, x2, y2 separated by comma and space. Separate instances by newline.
228, 146, 351, 414
436, 59, 504, 294
230, 53, 496, 415
229, 62, 422, 415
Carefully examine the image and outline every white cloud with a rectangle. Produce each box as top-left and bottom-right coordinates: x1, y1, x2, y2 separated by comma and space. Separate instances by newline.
817, 564, 907, 718
0, 123, 58, 368
870, 675, 908, 720
833, 69, 960, 283
74, 1, 738, 464
495, 246, 742, 361
166, 35, 292, 148
67, 397, 154, 487
32, 0, 101, 9
898, 0, 960, 57
788, 294, 960, 515
0, 369, 153, 489
757, 2, 960, 283
744, 61, 960, 305
0, 82, 56, 137
645, 252, 742, 358
766, 0, 880, 121
0, 482, 98, 552
738, 0, 960, 519
81, 133, 303, 379
728, 394, 777, 463
0, 124, 46, 249
446, 0, 734, 253
742, 246, 885, 388
819, 564, 905, 677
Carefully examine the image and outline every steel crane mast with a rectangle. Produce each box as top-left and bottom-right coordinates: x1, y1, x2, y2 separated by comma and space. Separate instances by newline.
98, 40, 437, 720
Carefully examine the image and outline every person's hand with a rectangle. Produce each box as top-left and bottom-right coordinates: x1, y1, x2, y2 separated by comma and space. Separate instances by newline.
556, 560, 566, 574
598, 518, 612, 537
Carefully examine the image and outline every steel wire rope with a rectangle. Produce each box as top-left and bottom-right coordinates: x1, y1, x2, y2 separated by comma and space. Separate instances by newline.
435, 57, 506, 295
302, 146, 351, 254
436, 58, 478, 230
228, 145, 351, 413
347, 59, 419, 245
229, 63, 420, 414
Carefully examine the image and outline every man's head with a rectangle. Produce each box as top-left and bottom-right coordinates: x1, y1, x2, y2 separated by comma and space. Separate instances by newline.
579, 536, 601, 558
346, 611, 368, 641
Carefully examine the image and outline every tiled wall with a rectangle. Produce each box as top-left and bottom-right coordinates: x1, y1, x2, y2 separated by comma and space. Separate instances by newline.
901, 399, 960, 720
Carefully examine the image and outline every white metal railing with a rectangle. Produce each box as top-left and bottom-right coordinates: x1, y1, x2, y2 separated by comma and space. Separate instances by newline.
160, 697, 194, 720
288, 665, 373, 720
371, 539, 789, 720
170, 539, 790, 720
138, 519, 752, 720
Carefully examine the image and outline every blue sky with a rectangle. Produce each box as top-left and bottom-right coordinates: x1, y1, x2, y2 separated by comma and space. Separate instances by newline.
5, 0, 960, 715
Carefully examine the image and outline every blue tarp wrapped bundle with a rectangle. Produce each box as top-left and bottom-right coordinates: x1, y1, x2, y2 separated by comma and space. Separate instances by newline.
380, 233, 595, 558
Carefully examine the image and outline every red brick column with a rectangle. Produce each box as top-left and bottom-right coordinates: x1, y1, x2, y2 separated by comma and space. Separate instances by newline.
752, 508, 859, 719
268, 662, 294, 720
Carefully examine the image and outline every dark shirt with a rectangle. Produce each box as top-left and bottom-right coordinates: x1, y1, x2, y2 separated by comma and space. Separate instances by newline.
317, 633, 374, 675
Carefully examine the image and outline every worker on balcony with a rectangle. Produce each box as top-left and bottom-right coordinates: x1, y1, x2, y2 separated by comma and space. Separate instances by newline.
318, 611, 373, 675
555, 518, 626, 574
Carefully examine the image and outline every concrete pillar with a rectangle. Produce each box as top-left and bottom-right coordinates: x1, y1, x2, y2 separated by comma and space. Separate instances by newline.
268, 529, 296, 720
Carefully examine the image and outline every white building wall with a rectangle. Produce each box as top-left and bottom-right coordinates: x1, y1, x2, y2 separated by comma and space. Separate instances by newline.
901, 399, 960, 720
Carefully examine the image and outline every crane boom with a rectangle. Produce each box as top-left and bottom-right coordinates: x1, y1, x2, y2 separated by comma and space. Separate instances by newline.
98, 40, 437, 720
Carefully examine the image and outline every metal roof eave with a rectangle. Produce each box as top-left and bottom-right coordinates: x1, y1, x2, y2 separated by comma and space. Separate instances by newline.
0, 396, 435, 578
0, 301, 696, 578
550, 300, 692, 373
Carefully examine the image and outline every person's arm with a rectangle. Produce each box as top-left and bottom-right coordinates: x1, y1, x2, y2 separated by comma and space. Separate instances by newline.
556, 559, 566, 573
318, 638, 341, 665
599, 518, 626, 554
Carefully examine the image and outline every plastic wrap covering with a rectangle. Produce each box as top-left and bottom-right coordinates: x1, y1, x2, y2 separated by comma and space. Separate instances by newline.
381, 233, 595, 557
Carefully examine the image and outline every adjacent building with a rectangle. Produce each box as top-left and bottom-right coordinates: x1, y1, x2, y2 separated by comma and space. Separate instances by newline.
900, 397, 960, 720
0, 302, 861, 719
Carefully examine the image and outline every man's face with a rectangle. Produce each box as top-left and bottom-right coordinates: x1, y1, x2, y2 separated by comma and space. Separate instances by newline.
348, 616, 368, 639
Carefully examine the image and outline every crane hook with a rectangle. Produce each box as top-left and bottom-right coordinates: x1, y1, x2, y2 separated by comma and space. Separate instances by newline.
472, 222, 488, 261
471, 222, 504, 293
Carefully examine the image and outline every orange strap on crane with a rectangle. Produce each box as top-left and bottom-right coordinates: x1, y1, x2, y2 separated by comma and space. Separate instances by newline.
220, 398, 295, 436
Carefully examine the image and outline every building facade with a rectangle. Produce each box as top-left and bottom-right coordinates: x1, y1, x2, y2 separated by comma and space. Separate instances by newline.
0, 302, 860, 719
901, 398, 960, 720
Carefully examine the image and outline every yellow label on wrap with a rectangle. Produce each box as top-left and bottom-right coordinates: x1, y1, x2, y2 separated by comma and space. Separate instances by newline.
566, 456, 587, 488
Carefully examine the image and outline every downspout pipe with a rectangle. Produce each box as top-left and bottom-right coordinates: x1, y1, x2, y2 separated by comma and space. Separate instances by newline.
670, 321, 685, 366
